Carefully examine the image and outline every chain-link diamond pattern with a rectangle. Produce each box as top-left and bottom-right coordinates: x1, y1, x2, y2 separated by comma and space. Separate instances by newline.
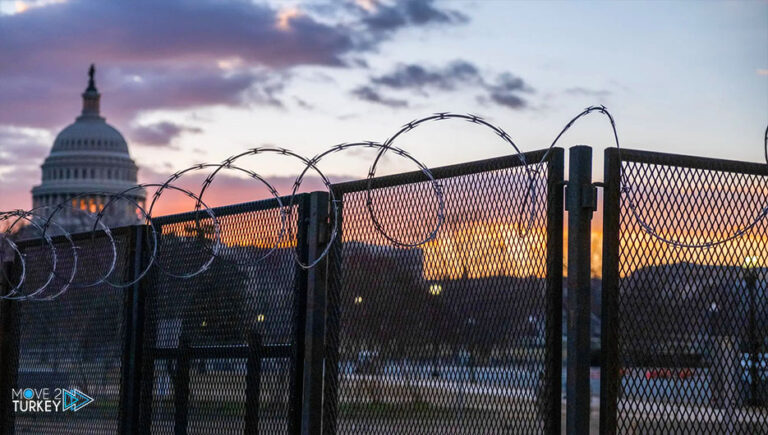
324, 150, 563, 434
4, 229, 132, 434
605, 150, 768, 433
142, 199, 300, 434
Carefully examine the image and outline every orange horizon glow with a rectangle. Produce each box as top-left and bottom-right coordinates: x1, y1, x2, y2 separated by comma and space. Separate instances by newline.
157, 214, 768, 281
422, 221, 548, 280
145, 171, 768, 281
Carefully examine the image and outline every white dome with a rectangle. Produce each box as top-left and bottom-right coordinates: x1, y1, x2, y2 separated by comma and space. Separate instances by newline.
31, 65, 145, 230
52, 117, 129, 154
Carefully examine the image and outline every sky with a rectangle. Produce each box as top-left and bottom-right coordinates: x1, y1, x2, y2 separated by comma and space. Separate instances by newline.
0, 0, 766, 215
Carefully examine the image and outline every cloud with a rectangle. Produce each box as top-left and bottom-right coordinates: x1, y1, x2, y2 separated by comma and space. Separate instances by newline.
371, 61, 481, 93
352, 86, 409, 108
138, 167, 348, 216
486, 92, 526, 109
0, 0, 468, 130
129, 122, 203, 147
0, 0, 469, 210
565, 87, 612, 98
293, 97, 315, 110
0, 67, 268, 129
0, 127, 50, 211
359, 0, 467, 33
353, 61, 533, 109
0, 128, 50, 164
0, 1, 355, 74
484, 73, 533, 109
242, 72, 289, 108
0, 0, 350, 127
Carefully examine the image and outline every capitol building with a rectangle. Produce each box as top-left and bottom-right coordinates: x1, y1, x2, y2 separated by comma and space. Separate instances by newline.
32, 65, 145, 230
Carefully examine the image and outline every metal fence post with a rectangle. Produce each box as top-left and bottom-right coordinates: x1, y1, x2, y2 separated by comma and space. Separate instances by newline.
291, 197, 309, 434
174, 337, 190, 435
545, 148, 565, 434
119, 225, 148, 435
0, 261, 19, 435
322, 189, 342, 435
565, 145, 595, 434
245, 331, 263, 435
600, 148, 620, 435
138, 310, 157, 434
295, 191, 329, 435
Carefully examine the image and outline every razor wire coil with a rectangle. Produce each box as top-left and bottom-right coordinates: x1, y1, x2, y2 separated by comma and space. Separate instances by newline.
1, 108, 766, 300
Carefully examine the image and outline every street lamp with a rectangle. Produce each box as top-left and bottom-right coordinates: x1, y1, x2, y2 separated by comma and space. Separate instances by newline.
467, 317, 477, 383
429, 283, 443, 378
429, 284, 443, 296
528, 315, 537, 346
707, 302, 719, 336
743, 256, 761, 406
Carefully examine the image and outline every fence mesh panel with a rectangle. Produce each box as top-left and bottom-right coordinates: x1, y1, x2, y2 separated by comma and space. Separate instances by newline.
142, 199, 300, 434
5, 229, 132, 435
325, 150, 563, 434
604, 149, 768, 433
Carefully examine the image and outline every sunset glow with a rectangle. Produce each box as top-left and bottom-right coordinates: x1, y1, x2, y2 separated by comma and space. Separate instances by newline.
0, 1, 766, 431
276, 7, 301, 31
423, 222, 548, 280
355, 0, 377, 13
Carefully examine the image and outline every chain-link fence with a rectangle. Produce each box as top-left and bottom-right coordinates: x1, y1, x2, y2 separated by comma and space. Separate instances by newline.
0, 227, 134, 435
5, 144, 768, 434
138, 196, 314, 435
0, 194, 323, 435
602, 148, 768, 434
323, 148, 564, 434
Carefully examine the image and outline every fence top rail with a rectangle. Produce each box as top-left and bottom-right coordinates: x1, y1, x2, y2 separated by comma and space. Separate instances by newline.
11, 194, 309, 248
332, 147, 562, 195
608, 147, 768, 176
152, 193, 308, 226
13, 224, 135, 250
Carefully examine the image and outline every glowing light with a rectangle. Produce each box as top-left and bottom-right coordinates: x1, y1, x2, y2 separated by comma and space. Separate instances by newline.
744, 256, 759, 269
257, 314, 265, 323
276, 7, 301, 31
429, 284, 442, 296
422, 221, 549, 280
355, 0, 377, 12
216, 58, 243, 70
354, 296, 363, 304
11, 0, 67, 14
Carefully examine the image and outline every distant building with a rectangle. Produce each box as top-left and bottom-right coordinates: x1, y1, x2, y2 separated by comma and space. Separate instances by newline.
31, 65, 145, 230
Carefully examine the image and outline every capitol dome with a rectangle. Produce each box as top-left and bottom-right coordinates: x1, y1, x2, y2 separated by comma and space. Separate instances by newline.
51, 119, 129, 154
32, 65, 145, 230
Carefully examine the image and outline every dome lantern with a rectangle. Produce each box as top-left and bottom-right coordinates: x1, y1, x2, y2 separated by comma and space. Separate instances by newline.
80, 64, 101, 119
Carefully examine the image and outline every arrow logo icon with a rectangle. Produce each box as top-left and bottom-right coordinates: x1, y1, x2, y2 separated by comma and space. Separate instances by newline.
62, 389, 94, 412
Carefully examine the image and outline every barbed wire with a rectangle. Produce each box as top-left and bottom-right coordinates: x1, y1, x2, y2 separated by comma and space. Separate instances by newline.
370, 112, 543, 238
162, 162, 289, 269
0, 135, 458, 298
0, 109, 766, 301
549, 105, 768, 248
0, 210, 54, 300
